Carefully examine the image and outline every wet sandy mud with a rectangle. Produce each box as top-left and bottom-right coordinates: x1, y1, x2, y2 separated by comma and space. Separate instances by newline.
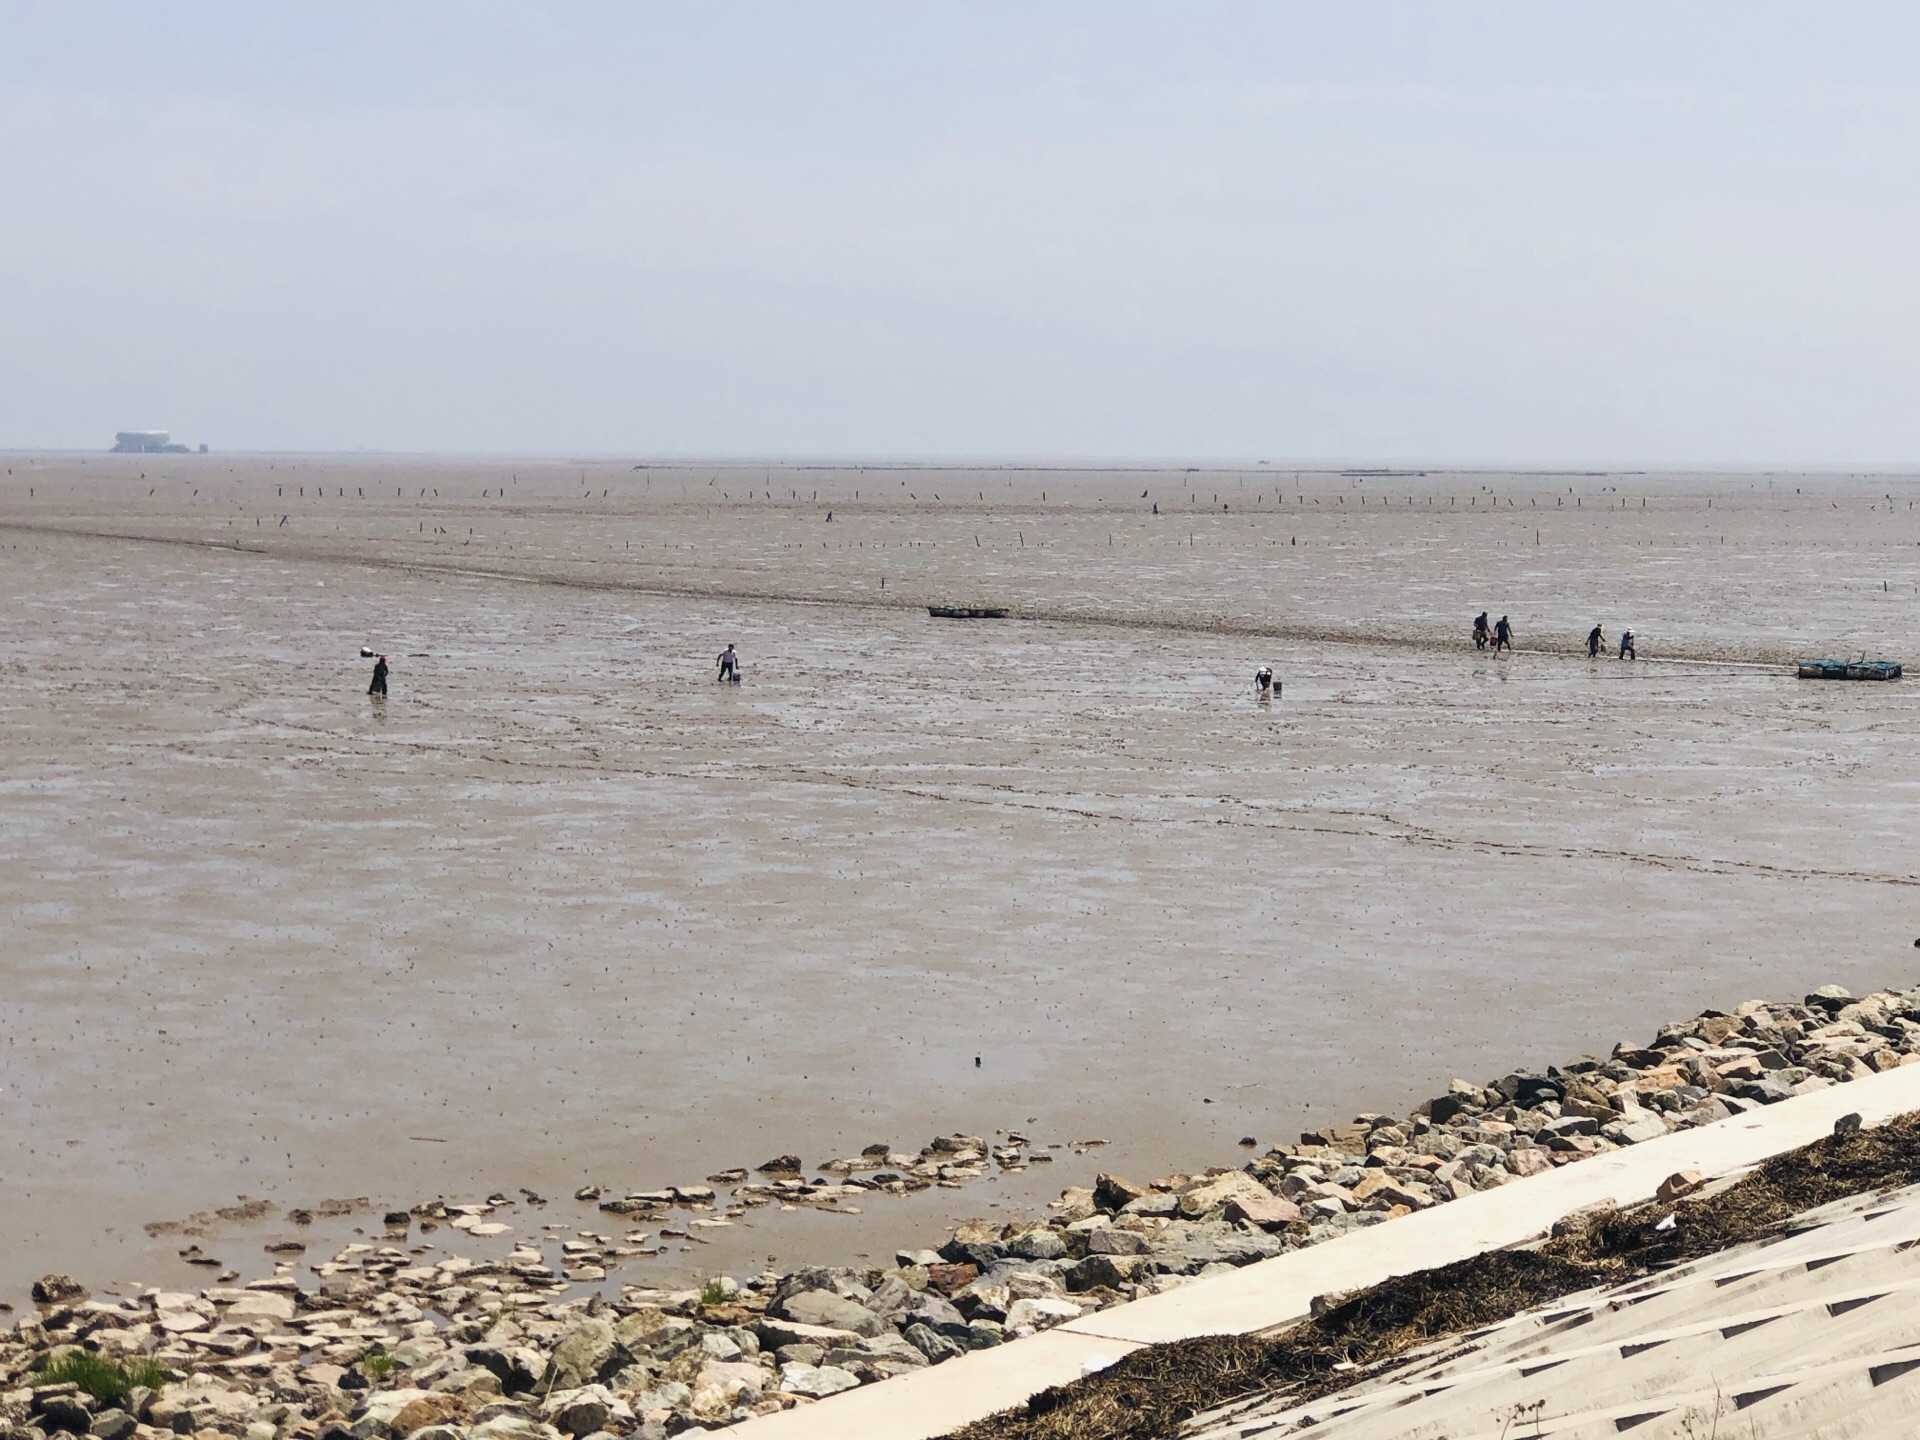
2, 456, 1918, 1301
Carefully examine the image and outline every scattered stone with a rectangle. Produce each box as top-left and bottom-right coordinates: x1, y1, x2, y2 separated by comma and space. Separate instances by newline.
776, 1290, 887, 1338
544, 1317, 617, 1390
1176, 1171, 1271, 1221
31, 1274, 86, 1304
1658, 1170, 1706, 1201
1004, 1228, 1067, 1260
37, 1395, 92, 1436
924, 1262, 978, 1295
1092, 1173, 1148, 1212
1224, 1194, 1302, 1229
224, 1290, 295, 1323
902, 1323, 963, 1364
388, 1396, 468, 1439
10, 980, 1912, 1436
753, 1318, 863, 1351
1004, 1298, 1083, 1333
778, 1363, 860, 1399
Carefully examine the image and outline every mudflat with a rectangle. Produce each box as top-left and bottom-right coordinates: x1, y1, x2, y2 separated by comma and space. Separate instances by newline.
2, 455, 1918, 1299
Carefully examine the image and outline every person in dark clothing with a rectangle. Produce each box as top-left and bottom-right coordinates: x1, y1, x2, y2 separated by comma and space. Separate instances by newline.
1619, 628, 1636, 660
1473, 612, 1490, 650
369, 655, 389, 696
717, 643, 740, 683
1493, 615, 1513, 652
1588, 624, 1604, 658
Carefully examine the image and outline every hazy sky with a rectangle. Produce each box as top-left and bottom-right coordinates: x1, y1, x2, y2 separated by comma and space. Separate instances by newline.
1, 4, 1913, 462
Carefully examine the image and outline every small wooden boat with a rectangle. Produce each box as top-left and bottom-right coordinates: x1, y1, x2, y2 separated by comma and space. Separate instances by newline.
1797, 658, 1902, 681
928, 606, 1009, 620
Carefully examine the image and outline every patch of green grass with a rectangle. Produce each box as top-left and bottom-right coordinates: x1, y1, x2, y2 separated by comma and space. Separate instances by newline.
697, 1279, 728, 1307
33, 1350, 169, 1408
359, 1347, 399, 1379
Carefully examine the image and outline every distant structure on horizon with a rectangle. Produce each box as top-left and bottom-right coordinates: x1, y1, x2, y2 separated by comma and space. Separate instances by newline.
112, 430, 205, 454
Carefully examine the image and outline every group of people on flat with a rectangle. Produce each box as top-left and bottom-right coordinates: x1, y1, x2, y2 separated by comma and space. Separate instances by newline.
361, 642, 747, 698
1470, 612, 1635, 659
1588, 624, 1636, 660
361, 612, 1645, 705
1471, 612, 1514, 652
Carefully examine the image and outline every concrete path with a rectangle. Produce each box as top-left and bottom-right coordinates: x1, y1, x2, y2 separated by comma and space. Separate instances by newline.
731, 1064, 1920, 1440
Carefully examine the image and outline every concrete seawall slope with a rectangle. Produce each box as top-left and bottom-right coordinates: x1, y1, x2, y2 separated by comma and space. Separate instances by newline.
733, 1063, 1920, 1440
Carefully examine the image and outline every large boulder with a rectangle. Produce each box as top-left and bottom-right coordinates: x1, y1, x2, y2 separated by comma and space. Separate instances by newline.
1004, 1297, 1084, 1333
1495, 1074, 1562, 1108
1602, 1112, 1670, 1145
778, 1363, 860, 1399
466, 1344, 546, 1394
1004, 1228, 1067, 1260
539, 1386, 620, 1438
902, 1323, 963, 1364
223, 1292, 296, 1324
776, 1289, 886, 1337
863, 1274, 918, 1320
1051, 1187, 1099, 1223
1177, 1171, 1272, 1220
903, 1291, 968, 1337
468, 1417, 561, 1440
37, 1397, 91, 1437
544, 1317, 618, 1390
349, 1390, 436, 1440
937, 1239, 1001, 1270
1065, 1254, 1146, 1292
32, 1274, 87, 1305
693, 1361, 766, 1402
1093, 1174, 1149, 1212
386, 1396, 467, 1440
624, 1382, 691, 1415
612, 1308, 670, 1353
1225, 1193, 1301, 1229
755, 1316, 865, 1350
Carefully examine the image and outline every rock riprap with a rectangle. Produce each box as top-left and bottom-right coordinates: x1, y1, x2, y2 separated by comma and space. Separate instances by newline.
3, 986, 1916, 1435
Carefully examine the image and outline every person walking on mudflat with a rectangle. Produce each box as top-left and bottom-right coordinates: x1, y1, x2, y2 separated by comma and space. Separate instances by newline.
368, 654, 389, 697
1493, 615, 1513, 653
1588, 624, 1604, 658
1619, 628, 1636, 660
1473, 612, 1490, 650
717, 643, 741, 683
